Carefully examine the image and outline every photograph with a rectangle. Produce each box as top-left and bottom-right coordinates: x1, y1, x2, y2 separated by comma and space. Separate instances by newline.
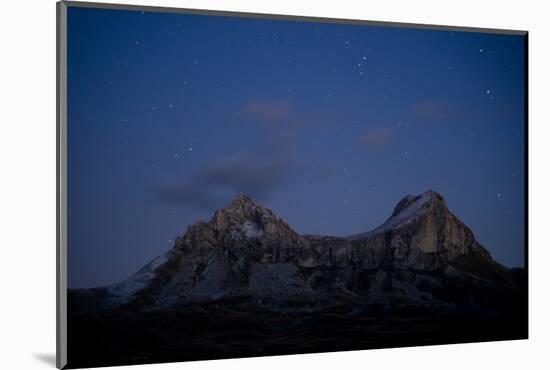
61, 2, 527, 368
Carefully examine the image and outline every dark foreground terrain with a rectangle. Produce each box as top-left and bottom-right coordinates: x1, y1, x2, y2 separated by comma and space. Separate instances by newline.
67, 292, 527, 369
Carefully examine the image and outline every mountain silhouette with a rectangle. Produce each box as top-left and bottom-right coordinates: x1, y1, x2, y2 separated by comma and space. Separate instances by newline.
72, 190, 522, 309
67, 191, 526, 368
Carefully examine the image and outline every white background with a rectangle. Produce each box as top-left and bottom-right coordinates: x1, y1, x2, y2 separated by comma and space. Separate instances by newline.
1, 0, 548, 369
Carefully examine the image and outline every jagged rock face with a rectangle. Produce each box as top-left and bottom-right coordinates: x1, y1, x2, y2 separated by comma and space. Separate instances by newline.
301, 235, 352, 267
349, 191, 491, 272
175, 194, 307, 260
102, 190, 516, 309
135, 194, 315, 304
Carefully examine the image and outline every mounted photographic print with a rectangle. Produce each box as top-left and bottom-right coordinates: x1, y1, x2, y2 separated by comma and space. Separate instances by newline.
57, 1, 528, 368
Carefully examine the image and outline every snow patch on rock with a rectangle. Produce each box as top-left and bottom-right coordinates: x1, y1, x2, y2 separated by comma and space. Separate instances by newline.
241, 221, 263, 239
109, 252, 169, 297
376, 192, 432, 231
348, 192, 435, 240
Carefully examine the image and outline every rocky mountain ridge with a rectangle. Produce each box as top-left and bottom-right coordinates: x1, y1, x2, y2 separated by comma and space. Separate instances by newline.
72, 191, 521, 312
67, 190, 527, 368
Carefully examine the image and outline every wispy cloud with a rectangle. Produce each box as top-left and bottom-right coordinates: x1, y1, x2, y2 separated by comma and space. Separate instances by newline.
357, 128, 395, 147
240, 98, 292, 125
157, 156, 289, 210
158, 98, 297, 209
411, 99, 448, 122
157, 98, 334, 210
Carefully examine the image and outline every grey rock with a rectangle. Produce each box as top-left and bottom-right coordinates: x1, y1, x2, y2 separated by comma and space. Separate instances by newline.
76, 190, 521, 311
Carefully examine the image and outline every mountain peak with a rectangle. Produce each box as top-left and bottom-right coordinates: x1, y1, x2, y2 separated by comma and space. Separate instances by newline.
100, 189, 506, 312
347, 190, 449, 240
199, 193, 304, 244
392, 190, 446, 217
217, 193, 267, 220
347, 189, 491, 268
209, 193, 265, 231
226, 193, 256, 209
422, 190, 446, 204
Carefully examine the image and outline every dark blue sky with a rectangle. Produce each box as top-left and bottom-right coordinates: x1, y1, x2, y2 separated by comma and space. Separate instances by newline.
67, 6, 526, 288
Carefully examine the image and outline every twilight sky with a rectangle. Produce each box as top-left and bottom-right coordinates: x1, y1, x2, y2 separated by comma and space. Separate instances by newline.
67, 6, 526, 288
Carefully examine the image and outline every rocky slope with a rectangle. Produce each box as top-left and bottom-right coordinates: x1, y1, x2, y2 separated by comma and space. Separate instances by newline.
72, 191, 522, 312
67, 190, 526, 368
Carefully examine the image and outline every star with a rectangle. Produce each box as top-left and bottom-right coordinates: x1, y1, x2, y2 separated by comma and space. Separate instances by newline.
344, 199, 349, 204
188, 146, 193, 152
479, 48, 484, 53
486, 89, 491, 94
135, 40, 140, 45
174, 153, 179, 158
362, 56, 367, 60
168, 104, 173, 108
497, 193, 502, 199
193, 60, 199, 64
